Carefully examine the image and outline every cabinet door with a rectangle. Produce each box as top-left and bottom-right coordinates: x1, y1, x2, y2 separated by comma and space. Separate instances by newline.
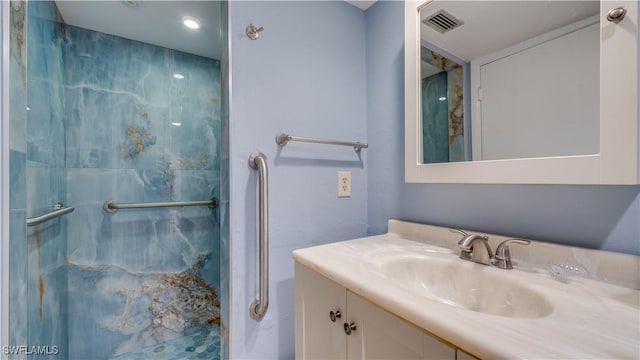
346, 291, 455, 359
295, 263, 347, 360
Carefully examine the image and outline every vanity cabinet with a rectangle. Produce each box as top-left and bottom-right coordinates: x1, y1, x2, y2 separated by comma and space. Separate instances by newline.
295, 262, 347, 359
295, 262, 461, 359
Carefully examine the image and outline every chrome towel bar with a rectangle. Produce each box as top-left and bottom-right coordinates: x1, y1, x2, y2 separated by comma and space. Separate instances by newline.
275, 132, 368, 152
26, 203, 75, 227
249, 152, 269, 320
103, 198, 218, 213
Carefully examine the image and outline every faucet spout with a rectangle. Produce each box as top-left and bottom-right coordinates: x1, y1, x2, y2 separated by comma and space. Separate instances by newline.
449, 229, 530, 269
457, 234, 494, 264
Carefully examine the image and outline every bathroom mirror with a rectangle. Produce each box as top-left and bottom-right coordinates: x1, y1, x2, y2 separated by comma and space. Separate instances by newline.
419, 1, 599, 163
405, 0, 639, 184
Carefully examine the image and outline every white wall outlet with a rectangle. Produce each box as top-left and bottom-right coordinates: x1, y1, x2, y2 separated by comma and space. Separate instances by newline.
338, 171, 351, 198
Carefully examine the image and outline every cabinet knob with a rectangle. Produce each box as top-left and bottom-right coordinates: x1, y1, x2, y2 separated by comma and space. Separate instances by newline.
343, 322, 357, 335
607, 7, 627, 24
329, 310, 341, 322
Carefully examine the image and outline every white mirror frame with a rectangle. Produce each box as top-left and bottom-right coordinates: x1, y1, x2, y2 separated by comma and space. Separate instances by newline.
405, 0, 639, 184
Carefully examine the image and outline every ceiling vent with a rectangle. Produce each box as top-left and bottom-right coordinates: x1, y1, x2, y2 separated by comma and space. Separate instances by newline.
423, 9, 463, 34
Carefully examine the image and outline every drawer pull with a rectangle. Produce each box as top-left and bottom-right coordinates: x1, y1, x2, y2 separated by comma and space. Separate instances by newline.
343, 322, 356, 335
329, 310, 341, 322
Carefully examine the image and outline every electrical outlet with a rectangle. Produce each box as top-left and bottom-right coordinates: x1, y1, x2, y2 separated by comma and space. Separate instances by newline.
338, 171, 351, 198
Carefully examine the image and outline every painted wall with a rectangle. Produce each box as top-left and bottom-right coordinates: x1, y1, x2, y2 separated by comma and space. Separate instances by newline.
62, 24, 222, 359
228, 1, 367, 358
366, 1, 640, 255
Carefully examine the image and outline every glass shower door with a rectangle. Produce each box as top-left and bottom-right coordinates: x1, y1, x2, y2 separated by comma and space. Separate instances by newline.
9, 1, 228, 359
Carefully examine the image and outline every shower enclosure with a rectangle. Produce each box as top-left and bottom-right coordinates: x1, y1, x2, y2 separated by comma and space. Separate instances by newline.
6, 1, 229, 358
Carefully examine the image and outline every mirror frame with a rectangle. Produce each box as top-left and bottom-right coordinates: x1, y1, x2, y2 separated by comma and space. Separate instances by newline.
405, 0, 639, 184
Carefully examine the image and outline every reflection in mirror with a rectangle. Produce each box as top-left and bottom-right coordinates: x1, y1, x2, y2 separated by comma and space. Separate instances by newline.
420, 44, 469, 163
419, 1, 600, 163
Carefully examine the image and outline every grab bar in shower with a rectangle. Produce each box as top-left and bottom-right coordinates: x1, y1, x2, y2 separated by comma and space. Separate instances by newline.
26, 203, 75, 227
249, 152, 269, 320
275, 132, 368, 152
103, 198, 218, 213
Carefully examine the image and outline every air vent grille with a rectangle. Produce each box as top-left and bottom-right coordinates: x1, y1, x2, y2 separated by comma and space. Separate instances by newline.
423, 9, 463, 33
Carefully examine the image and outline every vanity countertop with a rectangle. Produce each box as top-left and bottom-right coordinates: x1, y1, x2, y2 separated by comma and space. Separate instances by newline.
292, 220, 640, 359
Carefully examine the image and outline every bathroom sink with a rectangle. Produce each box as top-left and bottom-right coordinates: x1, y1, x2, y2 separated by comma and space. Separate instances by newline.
379, 255, 553, 318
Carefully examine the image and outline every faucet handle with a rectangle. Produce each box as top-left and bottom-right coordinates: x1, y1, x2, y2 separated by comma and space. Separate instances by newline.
450, 228, 471, 246
493, 238, 531, 269
449, 228, 470, 237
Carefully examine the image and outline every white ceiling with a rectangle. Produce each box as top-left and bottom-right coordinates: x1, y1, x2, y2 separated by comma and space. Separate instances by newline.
420, 1, 600, 62
345, 0, 377, 10
55, 1, 222, 60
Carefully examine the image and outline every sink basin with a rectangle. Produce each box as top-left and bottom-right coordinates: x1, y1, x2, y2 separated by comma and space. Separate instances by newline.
379, 255, 553, 318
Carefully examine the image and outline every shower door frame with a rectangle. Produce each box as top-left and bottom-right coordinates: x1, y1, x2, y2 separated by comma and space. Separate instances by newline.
1, 0, 12, 351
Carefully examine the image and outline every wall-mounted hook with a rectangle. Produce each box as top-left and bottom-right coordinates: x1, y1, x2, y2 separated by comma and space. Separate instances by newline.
246, 24, 264, 40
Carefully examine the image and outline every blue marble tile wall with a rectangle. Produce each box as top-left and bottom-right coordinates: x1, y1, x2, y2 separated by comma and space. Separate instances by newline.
422, 72, 449, 163
25, 2, 69, 358
9, 0, 29, 358
61, 24, 222, 359
420, 45, 466, 163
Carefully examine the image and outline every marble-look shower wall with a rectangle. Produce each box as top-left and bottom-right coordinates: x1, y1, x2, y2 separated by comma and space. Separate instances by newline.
24, 1, 68, 359
420, 46, 465, 163
61, 25, 222, 359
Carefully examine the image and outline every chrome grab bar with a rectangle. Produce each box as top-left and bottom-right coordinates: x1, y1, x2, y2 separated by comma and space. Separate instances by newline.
103, 198, 218, 213
275, 132, 368, 152
249, 152, 269, 320
26, 203, 75, 227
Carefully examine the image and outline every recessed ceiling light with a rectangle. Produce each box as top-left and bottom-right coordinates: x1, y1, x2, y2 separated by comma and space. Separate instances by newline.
183, 16, 201, 30
173, 73, 184, 79
171, 122, 182, 127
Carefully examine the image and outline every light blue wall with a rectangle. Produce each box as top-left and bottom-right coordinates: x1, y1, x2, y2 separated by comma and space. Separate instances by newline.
365, 1, 640, 255
365, 0, 404, 239
228, 1, 367, 358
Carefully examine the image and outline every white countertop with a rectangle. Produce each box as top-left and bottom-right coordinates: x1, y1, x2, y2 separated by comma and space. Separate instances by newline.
292, 220, 640, 359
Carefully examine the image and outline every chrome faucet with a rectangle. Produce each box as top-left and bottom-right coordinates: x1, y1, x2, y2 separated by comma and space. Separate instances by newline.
450, 229, 494, 265
450, 229, 531, 269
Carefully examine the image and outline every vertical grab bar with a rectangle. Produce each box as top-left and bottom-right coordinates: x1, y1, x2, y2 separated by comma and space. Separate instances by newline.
249, 152, 269, 320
